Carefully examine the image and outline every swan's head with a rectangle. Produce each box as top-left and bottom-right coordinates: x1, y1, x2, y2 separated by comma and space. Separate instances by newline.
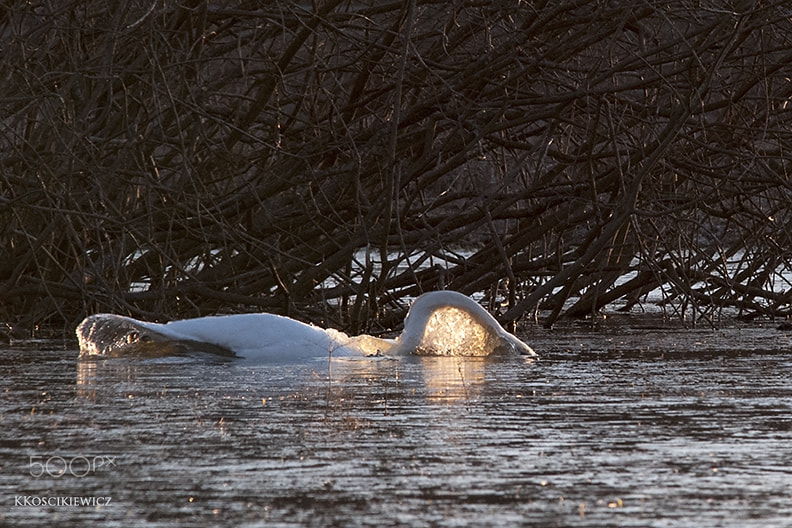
397, 291, 537, 357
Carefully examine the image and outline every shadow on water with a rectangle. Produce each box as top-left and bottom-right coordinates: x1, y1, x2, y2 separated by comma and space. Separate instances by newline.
2, 320, 792, 527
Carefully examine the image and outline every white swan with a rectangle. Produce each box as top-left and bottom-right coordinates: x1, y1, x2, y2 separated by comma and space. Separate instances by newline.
76, 290, 536, 361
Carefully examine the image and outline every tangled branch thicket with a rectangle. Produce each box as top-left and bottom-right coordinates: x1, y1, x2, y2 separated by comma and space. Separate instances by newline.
2, 0, 792, 337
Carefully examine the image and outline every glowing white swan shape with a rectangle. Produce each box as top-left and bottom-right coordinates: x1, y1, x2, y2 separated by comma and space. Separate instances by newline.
76, 290, 536, 361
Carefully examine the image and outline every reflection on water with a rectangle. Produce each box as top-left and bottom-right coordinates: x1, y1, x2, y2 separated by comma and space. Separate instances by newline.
420, 356, 486, 403
417, 356, 534, 404
2, 323, 792, 527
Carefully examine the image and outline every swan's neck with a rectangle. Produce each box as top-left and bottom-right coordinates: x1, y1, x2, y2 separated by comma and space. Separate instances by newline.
400, 304, 501, 356
395, 291, 534, 356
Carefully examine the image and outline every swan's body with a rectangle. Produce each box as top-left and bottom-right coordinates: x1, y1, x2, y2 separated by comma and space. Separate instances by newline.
76, 291, 536, 361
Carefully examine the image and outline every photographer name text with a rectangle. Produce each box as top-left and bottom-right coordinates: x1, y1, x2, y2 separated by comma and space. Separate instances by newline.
14, 495, 111, 507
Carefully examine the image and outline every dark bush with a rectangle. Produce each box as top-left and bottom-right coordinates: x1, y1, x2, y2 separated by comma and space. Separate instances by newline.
2, 0, 792, 336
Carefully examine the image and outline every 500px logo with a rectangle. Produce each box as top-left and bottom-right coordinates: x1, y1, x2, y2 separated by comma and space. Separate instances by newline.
29, 455, 117, 478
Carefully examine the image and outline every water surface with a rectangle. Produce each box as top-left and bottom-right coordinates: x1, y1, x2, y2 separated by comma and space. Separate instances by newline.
2, 318, 792, 526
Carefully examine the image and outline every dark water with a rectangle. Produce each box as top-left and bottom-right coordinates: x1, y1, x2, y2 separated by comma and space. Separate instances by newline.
2, 318, 792, 527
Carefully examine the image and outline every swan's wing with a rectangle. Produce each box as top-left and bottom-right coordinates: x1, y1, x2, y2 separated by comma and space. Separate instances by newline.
146, 313, 352, 360
77, 312, 364, 361
76, 314, 235, 358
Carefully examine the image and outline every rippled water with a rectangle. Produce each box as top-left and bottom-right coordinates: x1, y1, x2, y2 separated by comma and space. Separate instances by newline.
2, 318, 792, 527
